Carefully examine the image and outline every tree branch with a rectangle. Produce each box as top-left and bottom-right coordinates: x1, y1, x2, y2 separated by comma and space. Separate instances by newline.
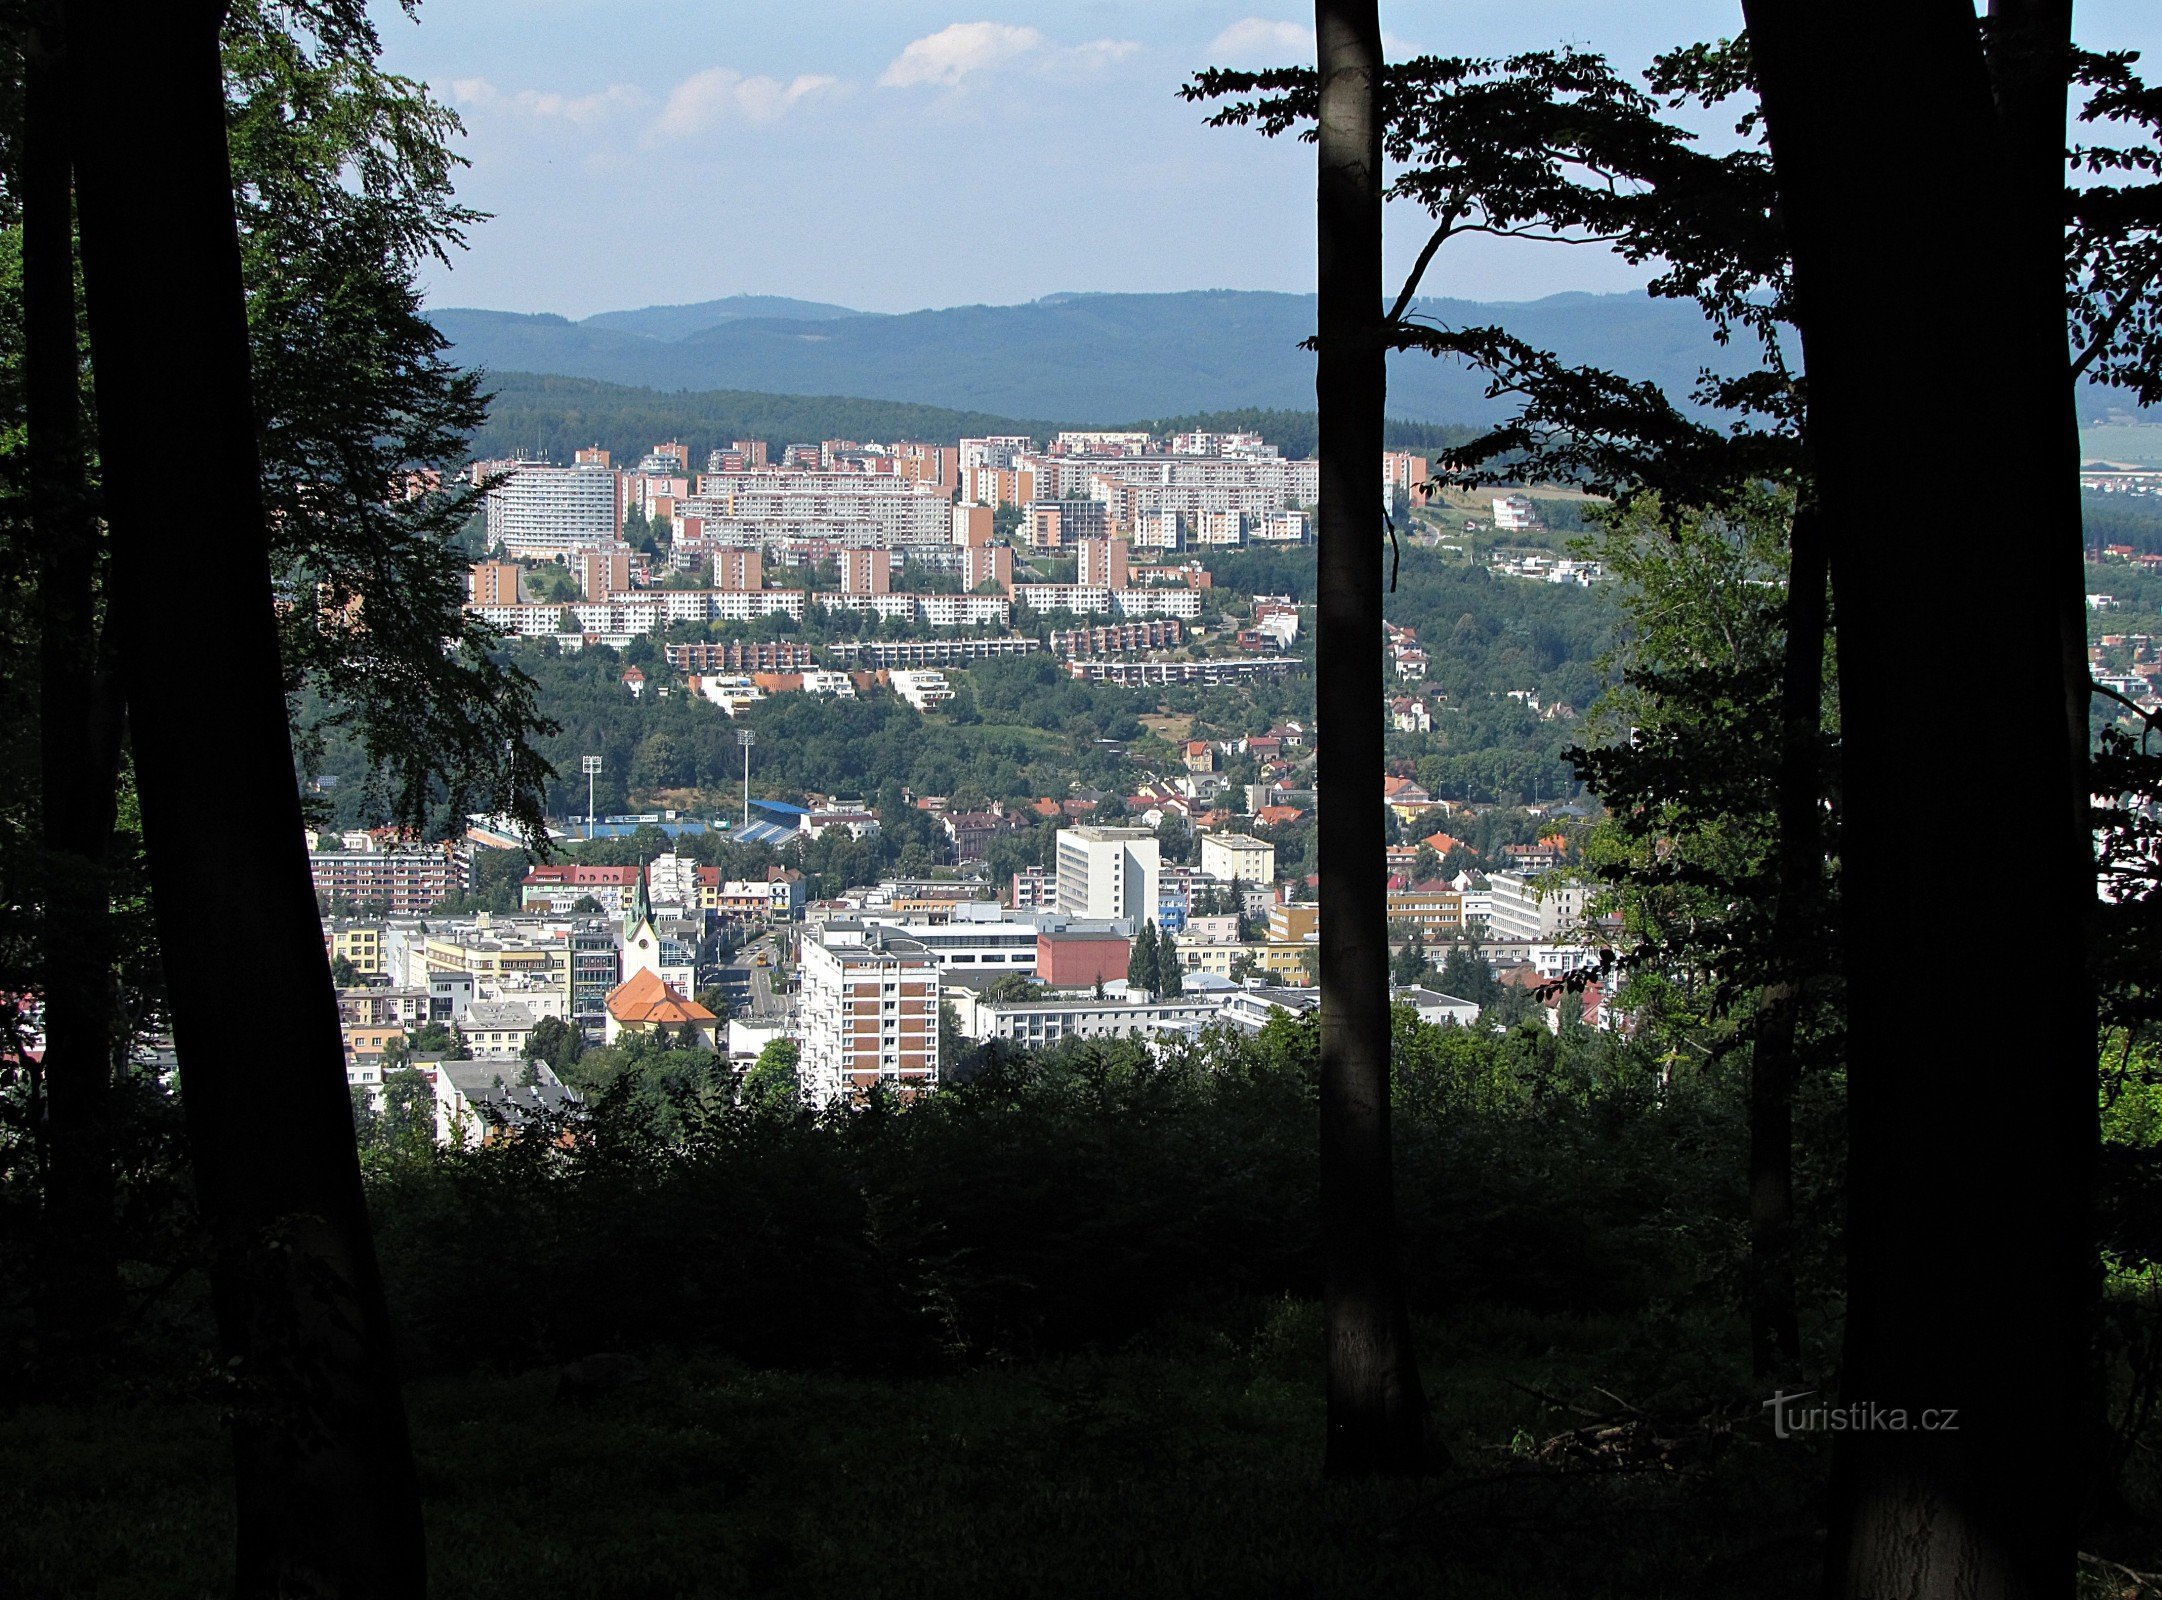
2093, 677, 2160, 737
1385, 205, 1463, 331
2072, 253, 2162, 381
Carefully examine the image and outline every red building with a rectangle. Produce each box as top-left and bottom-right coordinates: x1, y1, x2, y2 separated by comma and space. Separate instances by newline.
1036, 929, 1131, 988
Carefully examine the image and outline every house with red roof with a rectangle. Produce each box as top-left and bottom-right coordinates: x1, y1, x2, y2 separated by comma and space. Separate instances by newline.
602, 968, 717, 1049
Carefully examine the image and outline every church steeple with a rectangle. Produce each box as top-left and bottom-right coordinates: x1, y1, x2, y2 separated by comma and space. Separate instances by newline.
626, 865, 654, 938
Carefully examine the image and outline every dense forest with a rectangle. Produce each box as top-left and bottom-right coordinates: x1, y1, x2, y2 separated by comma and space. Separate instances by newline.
468, 368, 1478, 466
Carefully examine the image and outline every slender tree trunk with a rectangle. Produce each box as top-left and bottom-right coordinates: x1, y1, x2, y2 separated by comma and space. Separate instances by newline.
1747, 503, 1826, 1382
61, 3, 427, 1594
24, 14, 127, 1364
1742, 2, 2088, 1594
1315, 0, 1427, 1477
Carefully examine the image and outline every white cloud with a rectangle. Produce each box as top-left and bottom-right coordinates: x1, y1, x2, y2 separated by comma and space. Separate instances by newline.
879, 22, 1144, 90
648, 68, 839, 140
448, 77, 646, 129
1207, 18, 1313, 64
1066, 38, 1143, 72
881, 21, 1045, 88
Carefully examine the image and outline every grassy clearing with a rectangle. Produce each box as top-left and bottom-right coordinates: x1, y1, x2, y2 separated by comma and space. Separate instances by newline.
2, 1303, 1836, 1600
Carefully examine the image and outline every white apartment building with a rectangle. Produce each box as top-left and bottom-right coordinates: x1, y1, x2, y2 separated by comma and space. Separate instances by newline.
1254, 510, 1312, 544
1015, 583, 1115, 615
1055, 826, 1160, 928
486, 464, 619, 555
1192, 509, 1247, 548
1112, 588, 1203, 620
1484, 869, 1591, 942
949, 990, 1225, 1048
824, 593, 1011, 628
809, 912, 1041, 975
796, 926, 941, 1103
1168, 431, 1277, 458
1065, 656, 1301, 687
1200, 832, 1275, 889
889, 670, 953, 711
1493, 494, 1540, 531
959, 435, 1034, 474
678, 474, 955, 547
1087, 454, 1320, 519
470, 590, 807, 639
461, 1000, 538, 1060
1132, 509, 1184, 551
646, 853, 701, 914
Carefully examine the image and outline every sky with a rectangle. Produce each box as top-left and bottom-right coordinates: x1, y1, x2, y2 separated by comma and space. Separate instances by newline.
370, 1, 2162, 319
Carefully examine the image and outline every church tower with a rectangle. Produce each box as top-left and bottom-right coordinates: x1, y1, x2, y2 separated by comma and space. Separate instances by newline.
622, 867, 661, 982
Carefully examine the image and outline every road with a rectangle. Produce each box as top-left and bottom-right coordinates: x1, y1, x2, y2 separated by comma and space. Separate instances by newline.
713, 929, 790, 1024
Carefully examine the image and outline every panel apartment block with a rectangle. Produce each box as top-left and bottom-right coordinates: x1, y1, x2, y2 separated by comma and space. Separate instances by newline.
485, 463, 619, 554
798, 929, 940, 1104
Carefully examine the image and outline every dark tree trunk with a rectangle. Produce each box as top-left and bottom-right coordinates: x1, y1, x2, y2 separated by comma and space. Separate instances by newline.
1315, 0, 1426, 1477
1986, 0, 2106, 1522
24, 16, 126, 1364
1747, 503, 1826, 1381
1741, 2, 2089, 1594
60, 3, 427, 1594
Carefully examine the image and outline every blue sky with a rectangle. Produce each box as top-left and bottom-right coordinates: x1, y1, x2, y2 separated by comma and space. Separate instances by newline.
371, 2, 2162, 318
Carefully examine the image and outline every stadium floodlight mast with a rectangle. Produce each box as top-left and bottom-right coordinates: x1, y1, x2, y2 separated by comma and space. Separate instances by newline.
581, 755, 603, 841
738, 728, 756, 829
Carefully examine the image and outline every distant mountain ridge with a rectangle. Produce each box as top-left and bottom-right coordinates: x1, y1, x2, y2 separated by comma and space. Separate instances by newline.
578, 295, 863, 341
429, 289, 1755, 426
431, 287, 2153, 428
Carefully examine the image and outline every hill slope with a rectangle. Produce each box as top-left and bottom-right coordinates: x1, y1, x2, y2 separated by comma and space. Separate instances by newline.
431, 289, 1752, 425
466, 371, 1477, 467
579, 295, 862, 341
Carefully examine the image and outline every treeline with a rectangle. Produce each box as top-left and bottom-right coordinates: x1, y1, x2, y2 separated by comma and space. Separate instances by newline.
359, 1010, 1740, 1377
468, 370, 1478, 465
2083, 490, 2162, 556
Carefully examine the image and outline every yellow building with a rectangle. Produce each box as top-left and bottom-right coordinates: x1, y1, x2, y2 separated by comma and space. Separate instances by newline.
1173, 941, 1313, 982
327, 922, 385, 977
1386, 884, 1463, 937
1266, 904, 1319, 944
422, 931, 570, 1009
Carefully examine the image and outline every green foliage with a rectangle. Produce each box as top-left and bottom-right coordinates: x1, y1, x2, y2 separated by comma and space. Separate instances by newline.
223, 2, 553, 842
741, 1038, 802, 1117
359, 1066, 437, 1158
524, 1015, 578, 1068
1128, 922, 1160, 998
1391, 931, 1430, 988
1438, 936, 1497, 1007
1568, 493, 1839, 1042
349, 1008, 1739, 1383
408, 1021, 465, 1058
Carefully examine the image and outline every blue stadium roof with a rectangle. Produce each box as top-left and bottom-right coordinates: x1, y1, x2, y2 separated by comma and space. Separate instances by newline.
569, 820, 713, 840
751, 799, 812, 816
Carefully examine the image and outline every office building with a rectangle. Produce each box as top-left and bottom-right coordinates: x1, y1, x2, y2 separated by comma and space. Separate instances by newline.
1054, 826, 1160, 929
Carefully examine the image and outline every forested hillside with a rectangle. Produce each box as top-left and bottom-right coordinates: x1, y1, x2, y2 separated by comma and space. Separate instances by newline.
467, 370, 1477, 467
433, 288, 1761, 423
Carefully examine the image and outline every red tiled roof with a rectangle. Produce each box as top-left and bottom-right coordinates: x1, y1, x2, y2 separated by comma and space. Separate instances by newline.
606, 968, 715, 1026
